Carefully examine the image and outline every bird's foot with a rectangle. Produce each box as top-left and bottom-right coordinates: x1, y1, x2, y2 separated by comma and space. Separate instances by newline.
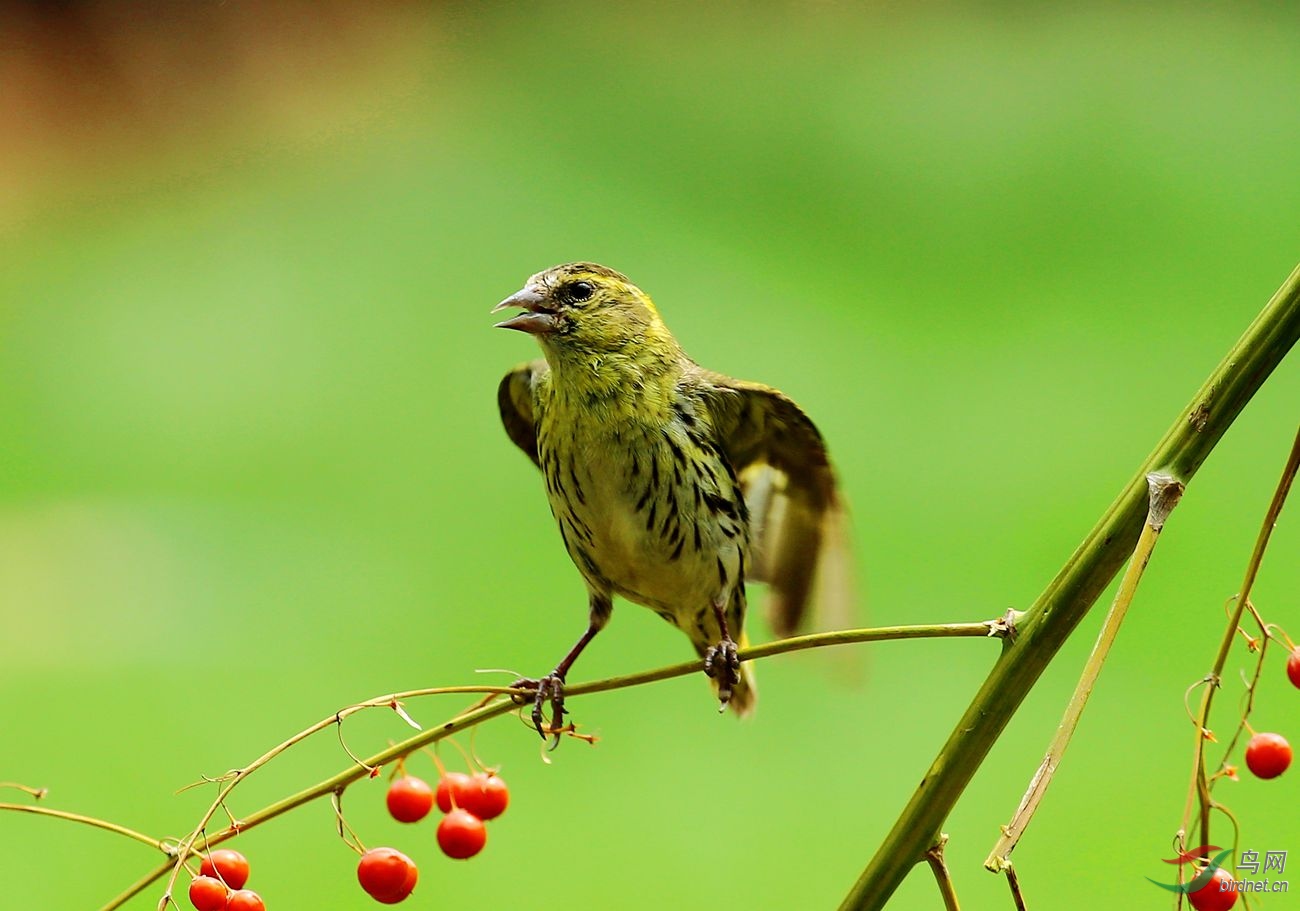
703, 637, 741, 712
509, 672, 568, 746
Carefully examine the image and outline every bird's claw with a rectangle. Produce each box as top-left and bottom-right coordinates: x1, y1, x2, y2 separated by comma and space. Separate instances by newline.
509, 672, 567, 746
703, 637, 741, 711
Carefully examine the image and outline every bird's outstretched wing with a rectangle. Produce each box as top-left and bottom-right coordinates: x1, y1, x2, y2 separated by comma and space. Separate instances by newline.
696, 373, 854, 638
498, 359, 548, 468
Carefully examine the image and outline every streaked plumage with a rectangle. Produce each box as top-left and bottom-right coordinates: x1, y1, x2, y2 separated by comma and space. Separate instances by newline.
495, 263, 850, 726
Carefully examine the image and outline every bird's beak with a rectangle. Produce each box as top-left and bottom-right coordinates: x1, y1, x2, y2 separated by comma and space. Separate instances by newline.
492, 285, 558, 335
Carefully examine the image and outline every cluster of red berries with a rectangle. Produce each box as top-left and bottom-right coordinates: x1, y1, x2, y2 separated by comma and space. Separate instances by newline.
355, 769, 510, 904
188, 850, 264, 911
1185, 646, 1300, 911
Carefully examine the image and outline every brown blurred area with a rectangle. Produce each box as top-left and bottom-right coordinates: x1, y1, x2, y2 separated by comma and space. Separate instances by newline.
0, 0, 431, 231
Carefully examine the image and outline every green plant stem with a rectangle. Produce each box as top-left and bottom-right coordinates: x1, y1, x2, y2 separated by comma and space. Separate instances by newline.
840, 262, 1300, 910
986, 472, 1183, 870
94, 619, 999, 911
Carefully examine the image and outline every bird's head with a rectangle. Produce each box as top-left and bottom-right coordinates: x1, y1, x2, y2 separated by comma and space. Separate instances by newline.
493, 263, 674, 357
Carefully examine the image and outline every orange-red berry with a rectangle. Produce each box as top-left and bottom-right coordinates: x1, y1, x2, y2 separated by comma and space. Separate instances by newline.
459, 773, 510, 821
386, 776, 435, 823
188, 876, 229, 911
1245, 732, 1292, 779
357, 847, 419, 904
435, 772, 472, 813
1188, 866, 1237, 911
226, 889, 266, 911
200, 849, 250, 890
436, 809, 487, 860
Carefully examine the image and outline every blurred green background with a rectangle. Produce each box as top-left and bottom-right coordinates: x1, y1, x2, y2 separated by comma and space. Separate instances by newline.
2, 2, 1298, 908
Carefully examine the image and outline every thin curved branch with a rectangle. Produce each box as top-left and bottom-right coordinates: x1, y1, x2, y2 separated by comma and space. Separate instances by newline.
0, 803, 169, 853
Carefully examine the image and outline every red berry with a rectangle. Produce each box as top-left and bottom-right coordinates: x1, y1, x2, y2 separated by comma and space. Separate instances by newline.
1287, 647, 1300, 689
1188, 866, 1237, 911
437, 809, 487, 859
200, 849, 250, 890
227, 890, 266, 911
357, 847, 419, 904
435, 772, 472, 813
459, 773, 509, 821
188, 876, 229, 911
1245, 732, 1292, 779
386, 776, 435, 823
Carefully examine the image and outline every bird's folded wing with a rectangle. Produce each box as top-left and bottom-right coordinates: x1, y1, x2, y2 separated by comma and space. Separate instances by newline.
498, 359, 548, 468
697, 373, 855, 638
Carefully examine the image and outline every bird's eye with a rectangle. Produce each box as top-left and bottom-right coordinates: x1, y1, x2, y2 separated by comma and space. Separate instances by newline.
566, 281, 594, 302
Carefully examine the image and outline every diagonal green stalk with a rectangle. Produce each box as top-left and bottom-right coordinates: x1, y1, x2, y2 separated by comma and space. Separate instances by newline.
840, 263, 1300, 910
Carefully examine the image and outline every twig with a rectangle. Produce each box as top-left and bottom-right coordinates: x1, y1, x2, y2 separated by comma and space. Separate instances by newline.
925, 834, 960, 911
1005, 863, 1028, 911
1214, 614, 1271, 770
1179, 425, 1300, 859
0, 782, 48, 799
0, 803, 171, 854
985, 472, 1183, 870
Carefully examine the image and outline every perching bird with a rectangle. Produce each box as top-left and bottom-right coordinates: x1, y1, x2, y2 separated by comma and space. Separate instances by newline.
495, 263, 851, 734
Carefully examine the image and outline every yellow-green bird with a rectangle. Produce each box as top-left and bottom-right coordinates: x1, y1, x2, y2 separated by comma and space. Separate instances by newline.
495, 263, 850, 733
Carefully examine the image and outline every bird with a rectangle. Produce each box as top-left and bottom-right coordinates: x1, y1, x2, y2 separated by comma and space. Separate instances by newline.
494, 262, 851, 736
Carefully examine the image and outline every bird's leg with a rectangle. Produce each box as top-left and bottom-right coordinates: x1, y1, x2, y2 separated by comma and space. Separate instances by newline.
511, 594, 611, 743
703, 595, 742, 711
